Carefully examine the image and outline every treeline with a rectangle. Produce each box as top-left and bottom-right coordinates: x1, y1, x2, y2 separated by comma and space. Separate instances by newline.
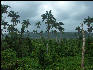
3, 32, 93, 39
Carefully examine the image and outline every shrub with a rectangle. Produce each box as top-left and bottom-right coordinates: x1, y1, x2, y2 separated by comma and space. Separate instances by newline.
1, 48, 17, 70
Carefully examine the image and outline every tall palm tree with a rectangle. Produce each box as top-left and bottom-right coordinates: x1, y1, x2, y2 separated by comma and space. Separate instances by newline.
7, 11, 20, 39
8, 11, 20, 37
81, 23, 85, 70
41, 10, 56, 39
75, 22, 86, 70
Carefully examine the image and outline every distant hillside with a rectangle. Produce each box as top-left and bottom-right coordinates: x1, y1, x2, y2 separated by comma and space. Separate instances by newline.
2, 32, 93, 39
24, 32, 93, 39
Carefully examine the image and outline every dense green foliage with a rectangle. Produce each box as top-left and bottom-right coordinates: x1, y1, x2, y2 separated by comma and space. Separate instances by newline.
1, 36, 93, 70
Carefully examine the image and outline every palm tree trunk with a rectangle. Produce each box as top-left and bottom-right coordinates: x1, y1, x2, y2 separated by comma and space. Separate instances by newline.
1, 29, 2, 34
46, 23, 50, 54
88, 32, 90, 39
56, 33, 57, 42
81, 24, 85, 70
46, 43, 48, 54
21, 32, 23, 38
61, 31, 62, 41
48, 30, 50, 40
59, 32, 62, 43
40, 33, 42, 39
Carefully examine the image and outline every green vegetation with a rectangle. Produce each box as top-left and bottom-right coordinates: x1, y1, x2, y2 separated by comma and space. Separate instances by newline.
1, 4, 93, 70
1, 37, 93, 70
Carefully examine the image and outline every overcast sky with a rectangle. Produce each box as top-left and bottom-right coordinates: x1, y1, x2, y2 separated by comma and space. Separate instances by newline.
1, 1, 93, 32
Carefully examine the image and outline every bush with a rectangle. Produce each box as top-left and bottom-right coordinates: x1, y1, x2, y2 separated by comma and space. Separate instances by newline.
15, 57, 40, 70
1, 48, 17, 70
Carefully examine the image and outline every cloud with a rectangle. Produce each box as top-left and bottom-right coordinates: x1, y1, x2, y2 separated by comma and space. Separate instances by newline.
1, 1, 93, 32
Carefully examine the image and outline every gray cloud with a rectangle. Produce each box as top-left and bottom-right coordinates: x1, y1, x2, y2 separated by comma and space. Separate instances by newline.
1, 1, 93, 32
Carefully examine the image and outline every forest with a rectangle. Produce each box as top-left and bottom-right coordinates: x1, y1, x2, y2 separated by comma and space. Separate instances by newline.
1, 3, 93, 70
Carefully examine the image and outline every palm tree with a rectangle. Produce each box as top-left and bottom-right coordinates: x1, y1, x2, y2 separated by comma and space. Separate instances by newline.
41, 10, 56, 39
8, 11, 20, 25
21, 19, 30, 37
40, 30, 43, 39
22, 19, 30, 27
1, 4, 10, 36
1, 4, 10, 21
84, 16, 93, 27
51, 30, 54, 39
36, 21, 41, 29
83, 16, 93, 38
2, 20, 8, 29
33, 30, 36, 34
81, 23, 85, 70
75, 26, 81, 32
75, 22, 86, 70
54, 30, 57, 42
7, 11, 20, 39
27, 30, 30, 37
41, 10, 64, 54
35, 21, 42, 39
58, 22, 64, 41
59, 27, 64, 41
33, 30, 38, 38
52, 21, 64, 41
75, 26, 82, 39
